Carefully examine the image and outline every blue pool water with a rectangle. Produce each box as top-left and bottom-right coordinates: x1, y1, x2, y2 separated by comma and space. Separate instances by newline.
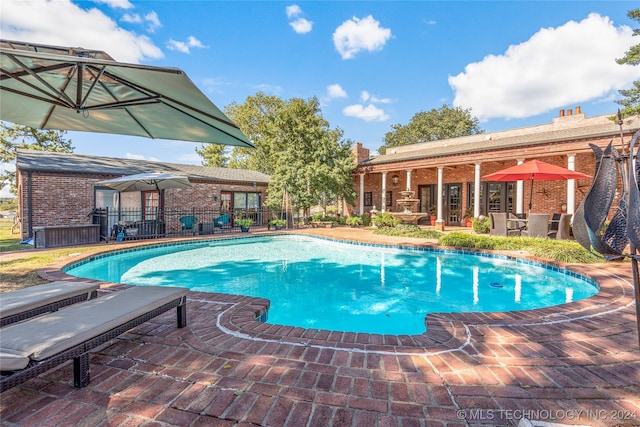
66, 235, 599, 335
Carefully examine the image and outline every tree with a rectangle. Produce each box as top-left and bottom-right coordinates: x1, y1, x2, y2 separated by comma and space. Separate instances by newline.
224, 93, 285, 174
217, 93, 356, 216
0, 123, 74, 194
195, 143, 228, 168
379, 105, 483, 155
616, 8, 640, 117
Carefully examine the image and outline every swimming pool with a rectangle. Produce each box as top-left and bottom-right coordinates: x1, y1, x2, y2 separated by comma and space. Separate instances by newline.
65, 235, 599, 335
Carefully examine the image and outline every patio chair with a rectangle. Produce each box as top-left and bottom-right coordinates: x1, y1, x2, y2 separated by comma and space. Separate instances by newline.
1, 281, 99, 327
179, 215, 197, 235
0, 285, 188, 392
489, 213, 520, 236
548, 213, 572, 239
213, 213, 231, 232
522, 214, 550, 238
548, 213, 562, 234
507, 213, 527, 236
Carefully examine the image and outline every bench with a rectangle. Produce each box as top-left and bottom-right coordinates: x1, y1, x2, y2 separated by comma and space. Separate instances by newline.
0, 281, 99, 327
0, 286, 188, 392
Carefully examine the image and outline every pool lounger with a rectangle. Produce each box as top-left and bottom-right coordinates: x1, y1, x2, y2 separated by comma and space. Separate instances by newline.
1, 281, 100, 327
0, 286, 188, 392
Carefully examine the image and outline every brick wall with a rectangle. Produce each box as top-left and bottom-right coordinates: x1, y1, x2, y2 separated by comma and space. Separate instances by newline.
16, 170, 267, 239
351, 152, 604, 222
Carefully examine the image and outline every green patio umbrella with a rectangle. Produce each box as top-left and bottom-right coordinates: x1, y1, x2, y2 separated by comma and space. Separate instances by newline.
0, 39, 254, 148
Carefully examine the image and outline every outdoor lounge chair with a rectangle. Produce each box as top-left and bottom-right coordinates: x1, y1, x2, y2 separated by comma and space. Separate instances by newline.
213, 214, 231, 231
0, 285, 188, 392
0, 281, 99, 327
179, 216, 197, 235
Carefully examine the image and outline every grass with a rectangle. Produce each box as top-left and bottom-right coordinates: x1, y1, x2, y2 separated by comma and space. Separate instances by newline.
0, 219, 106, 292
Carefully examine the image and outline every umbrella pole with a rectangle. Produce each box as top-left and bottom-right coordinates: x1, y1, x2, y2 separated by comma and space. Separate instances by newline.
528, 180, 534, 212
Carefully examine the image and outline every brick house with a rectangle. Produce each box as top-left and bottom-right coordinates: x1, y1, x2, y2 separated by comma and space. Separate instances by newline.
351, 109, 640, 228
15, 149, 270, 241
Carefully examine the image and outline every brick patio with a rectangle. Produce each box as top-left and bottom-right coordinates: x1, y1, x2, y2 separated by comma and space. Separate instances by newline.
1, 228, 639, 426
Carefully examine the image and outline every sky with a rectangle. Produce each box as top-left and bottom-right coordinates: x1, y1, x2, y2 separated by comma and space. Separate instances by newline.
1, 0, 640, 198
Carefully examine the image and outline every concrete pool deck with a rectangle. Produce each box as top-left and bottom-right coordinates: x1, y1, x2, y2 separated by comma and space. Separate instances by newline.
1, 228, 639, 426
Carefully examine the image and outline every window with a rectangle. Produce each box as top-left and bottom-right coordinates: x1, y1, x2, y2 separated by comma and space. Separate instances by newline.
233, 192, 261, 209
143, 191, 160, 220
386, 191, 392, 207
364, 192, 372, 207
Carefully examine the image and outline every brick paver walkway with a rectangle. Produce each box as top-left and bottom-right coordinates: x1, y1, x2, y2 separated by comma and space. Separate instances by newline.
1, 229, 639, 426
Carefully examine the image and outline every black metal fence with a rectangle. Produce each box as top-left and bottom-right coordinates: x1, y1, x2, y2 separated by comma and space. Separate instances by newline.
91, 207, 291, 242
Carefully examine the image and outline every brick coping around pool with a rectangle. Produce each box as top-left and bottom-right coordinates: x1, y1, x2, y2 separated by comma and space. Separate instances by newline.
2, 228, 638, 427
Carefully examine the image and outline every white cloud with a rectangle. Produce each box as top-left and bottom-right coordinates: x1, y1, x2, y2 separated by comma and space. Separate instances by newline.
286, 5, 302, 19
144, 11, 162, 33
327, 84, 348, 98
343, 104, 389, 122
166, 36, 206, 54
0, 0, 163, 63
121, 11, 161, 33
290, 18, 313, 34
333, 15, 392, 60
286, 5, 312, 34
94, 0, 133, 9
360, 91, 391, 104
449, 13, 640, 121
121, 13, 142, 24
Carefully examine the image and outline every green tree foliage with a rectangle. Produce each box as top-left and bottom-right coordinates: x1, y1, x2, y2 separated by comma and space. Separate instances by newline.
218, 93, 356, 214
379, 105, 483, 154
0, 123, 74, 194
195, 143, 228, 167
616, 8, 640, 117
224, 93, 285, 174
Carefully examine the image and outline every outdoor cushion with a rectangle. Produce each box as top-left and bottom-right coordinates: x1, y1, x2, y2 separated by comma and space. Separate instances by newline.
0, 348, 30, 371
1, 281, 99, 325
0, 286, 188, 361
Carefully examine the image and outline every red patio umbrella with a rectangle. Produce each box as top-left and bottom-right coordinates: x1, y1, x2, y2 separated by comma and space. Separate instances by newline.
483, 159, 591, 211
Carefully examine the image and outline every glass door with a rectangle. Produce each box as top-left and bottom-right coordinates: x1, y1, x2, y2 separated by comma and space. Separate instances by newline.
446, 184, 462, 225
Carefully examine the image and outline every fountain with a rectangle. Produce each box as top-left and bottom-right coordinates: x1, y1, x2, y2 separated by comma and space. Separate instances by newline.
390, 189, 429, 225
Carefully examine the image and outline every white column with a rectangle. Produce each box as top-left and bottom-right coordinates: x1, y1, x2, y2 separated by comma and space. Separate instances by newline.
436, 167, 444, 222
474, 163, 481, 218
567, 154, 576, 216
406, 170, 412, 190
359, 173, 365, 215
516, 158, 525, 214
381, 172, 387, 213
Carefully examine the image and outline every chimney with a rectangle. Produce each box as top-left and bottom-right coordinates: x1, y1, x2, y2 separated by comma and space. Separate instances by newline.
567, 109, 573, 116
575, 106, 581, 114
559, 109, 565, 117
352, 142, 370, 164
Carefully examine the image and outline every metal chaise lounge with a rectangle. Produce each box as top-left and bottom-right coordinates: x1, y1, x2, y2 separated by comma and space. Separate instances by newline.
0, 281, 99, 327
0, 286, 188, 392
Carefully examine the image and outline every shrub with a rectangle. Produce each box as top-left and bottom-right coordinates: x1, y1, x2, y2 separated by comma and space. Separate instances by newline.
269, 219, 286, 227
439, 232, 603, 263
362, 213, 371, 227
372, 212, 399, 228
235, 218, 254, 227
346, 216, 362, 226
374, 224, 442, 239
472, 216, 490, 234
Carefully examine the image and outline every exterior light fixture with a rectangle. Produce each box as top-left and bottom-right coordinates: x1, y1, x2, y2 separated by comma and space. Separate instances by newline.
391, 174, 399, 186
